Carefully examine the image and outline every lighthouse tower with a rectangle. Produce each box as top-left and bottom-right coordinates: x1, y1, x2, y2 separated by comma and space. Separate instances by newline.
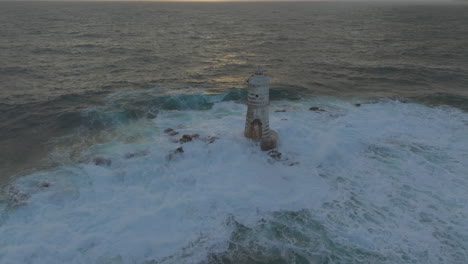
244, 68, 278, 151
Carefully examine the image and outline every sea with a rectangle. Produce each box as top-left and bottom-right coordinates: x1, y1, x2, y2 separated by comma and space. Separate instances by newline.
0, 1, 467, 263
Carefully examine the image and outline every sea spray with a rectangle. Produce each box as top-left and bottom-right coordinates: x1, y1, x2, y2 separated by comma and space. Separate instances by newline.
0, 99, 467, 264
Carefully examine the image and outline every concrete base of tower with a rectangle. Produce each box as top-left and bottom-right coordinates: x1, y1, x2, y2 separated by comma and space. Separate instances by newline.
260, 130, 278, 151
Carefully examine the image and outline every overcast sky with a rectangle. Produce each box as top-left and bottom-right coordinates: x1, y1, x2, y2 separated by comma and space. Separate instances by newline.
0, 0, 465, 1
0, 0, 466, 3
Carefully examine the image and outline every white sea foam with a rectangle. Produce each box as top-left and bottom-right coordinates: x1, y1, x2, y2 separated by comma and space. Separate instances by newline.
0, 99, 467, 264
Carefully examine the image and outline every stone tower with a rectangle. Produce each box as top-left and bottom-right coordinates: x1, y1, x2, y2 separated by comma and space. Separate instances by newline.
244, 68, 278, 151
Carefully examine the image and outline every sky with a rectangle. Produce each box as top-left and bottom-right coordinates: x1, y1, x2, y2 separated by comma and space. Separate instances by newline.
0, 0, 466, 3
0, 0, 465, 2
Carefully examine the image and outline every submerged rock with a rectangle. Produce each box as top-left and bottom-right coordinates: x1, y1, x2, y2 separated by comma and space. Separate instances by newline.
167, 147, 184, 160
275, 109, 287, 113
124, 150, 150, 159
268, 150, 282, 161
169, 131, 179, 136
206, 135, 219, 144
93, 157, 112, 166
39, 182, 51, 188
175, 147, 184, 153
164, 128, 174, 133
5, 186, 30, 207
266, 150, 300, 166
309, 106, 325, 112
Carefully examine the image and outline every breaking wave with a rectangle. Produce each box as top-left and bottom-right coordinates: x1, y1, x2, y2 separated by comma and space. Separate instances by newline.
1, 98, 467, 264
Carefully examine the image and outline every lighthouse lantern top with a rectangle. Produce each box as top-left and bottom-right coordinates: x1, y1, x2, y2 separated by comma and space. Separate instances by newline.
255, 67, 265, 75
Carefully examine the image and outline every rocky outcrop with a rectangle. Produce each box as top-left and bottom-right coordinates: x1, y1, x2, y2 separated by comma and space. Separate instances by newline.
93, 157, 112, 166
39, 182, 51, 188
180, 134, 200, 143
166, 147, 184, 160
5, 186, 30, 207
268, 150, 282, 161
124, 150, 150, 159
309, 106, 325, 112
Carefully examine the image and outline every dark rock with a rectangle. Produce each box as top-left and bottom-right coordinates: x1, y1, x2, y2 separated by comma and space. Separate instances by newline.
40, 182, 51, 188
124, 150, 150, 159
281, 118, 288, 121
355, 103, 361, 107
6, 186, 30, 207
180, 135, 192, 143
169, 131, 179, 136
167, 147, 184, 160
180, 134, 200, 143
275, 109, 287, 113
175, 147, 184, 153
268, 150, 282, 161
289, 162, 300, 166
389, 96, 408, 103
164, 128, 174, 134
93, 157, 112, 166
207, 135, 219, 144
309, 106, 325, 112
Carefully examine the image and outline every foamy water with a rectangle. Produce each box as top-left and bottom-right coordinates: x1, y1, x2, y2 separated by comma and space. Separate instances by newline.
1, 98, 467, 264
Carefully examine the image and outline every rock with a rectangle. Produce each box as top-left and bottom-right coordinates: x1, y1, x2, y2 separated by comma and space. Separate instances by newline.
93, 157, 112, 166
167, 147, 184, 160
175, 147, 184, 153
281, 118, 288, 121
124, 150, 150, 159
309, 106, 325, 112
355, 103, 361, 107
275, 109, 287, 113
289, 162, 300, 166
40, 182, 51, 188
206, 135, 219, 144
6, 186, 30, 207
180, 134, 200, 143
164, 128, 174, 133
169, 131, 179, 136
389, 96, 408, 103
180, 135, 192, 143
268, 150, 282, 161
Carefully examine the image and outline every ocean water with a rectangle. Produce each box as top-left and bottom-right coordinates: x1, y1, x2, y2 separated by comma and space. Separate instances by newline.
0, 2, 467, 264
